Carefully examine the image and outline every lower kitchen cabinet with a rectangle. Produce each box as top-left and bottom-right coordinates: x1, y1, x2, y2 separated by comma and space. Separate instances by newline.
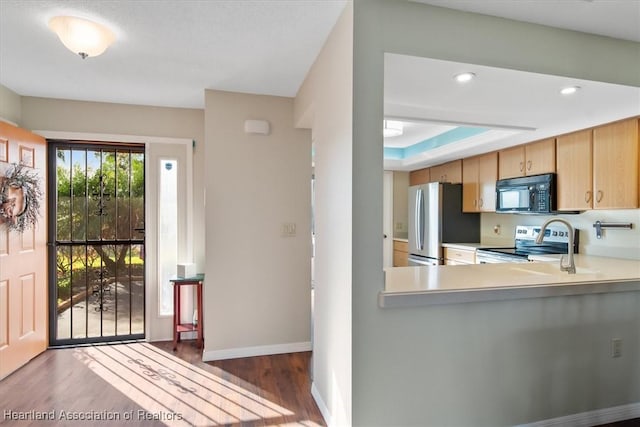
443, 247, 476, 265
393, 239, 409, 267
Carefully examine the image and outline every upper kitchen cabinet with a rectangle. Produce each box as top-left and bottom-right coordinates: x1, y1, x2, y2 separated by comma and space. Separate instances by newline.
430, 160, 462, 183
462, 152, 497, 212
592, 118, 639, 209
409, 167, 430, 186
556, 129, 593, 210
499, 138, 555, 179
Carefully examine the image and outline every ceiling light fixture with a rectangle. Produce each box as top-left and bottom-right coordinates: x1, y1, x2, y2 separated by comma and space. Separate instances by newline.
454, 72, 476, 83
560, 86, 581, 95
383, 120, 404, 138
48, 16, 115, 59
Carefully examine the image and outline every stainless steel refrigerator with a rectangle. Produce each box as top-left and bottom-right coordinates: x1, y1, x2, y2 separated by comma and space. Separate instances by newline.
408, 182, 480, 266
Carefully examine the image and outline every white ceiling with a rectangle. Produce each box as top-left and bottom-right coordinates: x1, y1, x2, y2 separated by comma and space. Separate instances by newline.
413, 0, 640, 43
0, 0, 348, 109
384, 54, 640, 170
1, 0, 639, 171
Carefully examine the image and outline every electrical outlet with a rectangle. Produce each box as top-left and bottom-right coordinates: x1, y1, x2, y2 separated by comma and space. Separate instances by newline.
612, 338, 622, 358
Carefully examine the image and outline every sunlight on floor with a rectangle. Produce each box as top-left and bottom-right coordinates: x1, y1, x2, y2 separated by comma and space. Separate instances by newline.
72, 342, 318, 426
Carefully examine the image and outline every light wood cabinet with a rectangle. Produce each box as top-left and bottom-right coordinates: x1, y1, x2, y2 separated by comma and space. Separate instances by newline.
498, 145, 525, 179
556, 118, 639, 210
409, 167, 430, 186
443, 247, 476, 265
393, 240, 409, 267
462, 152, 498, 212
499, 138, 555, 179
556, 129, 593, 210
430, 160, 462, 183
592, 119, 639, 209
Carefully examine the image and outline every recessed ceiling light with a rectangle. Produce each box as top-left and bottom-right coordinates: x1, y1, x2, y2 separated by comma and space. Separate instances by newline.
454, 72, 476, 83
560, 86, 581, 95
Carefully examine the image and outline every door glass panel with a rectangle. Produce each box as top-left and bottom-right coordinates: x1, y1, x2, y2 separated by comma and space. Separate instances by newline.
116, 151, 131, 240
131, 152, 145, 241
56, 149, 71, 241
50, 143, 145, 345
87, 149, 102, 241
101, 150, 116, 241
71, 149, 87, 241
130, 243, 145, 335
158, 159, 178, 316
55, 245, 71, 340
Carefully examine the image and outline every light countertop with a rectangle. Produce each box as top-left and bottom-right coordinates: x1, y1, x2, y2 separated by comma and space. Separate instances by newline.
393, 237, 408, 243
441, 242, 498, 251
380, 255, 640, 308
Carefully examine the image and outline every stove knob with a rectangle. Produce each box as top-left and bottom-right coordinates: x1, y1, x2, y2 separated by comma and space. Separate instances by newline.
552, 231, 558, 236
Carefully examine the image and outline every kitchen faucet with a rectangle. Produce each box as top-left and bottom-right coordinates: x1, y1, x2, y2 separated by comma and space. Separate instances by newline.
535, 218, 576, 274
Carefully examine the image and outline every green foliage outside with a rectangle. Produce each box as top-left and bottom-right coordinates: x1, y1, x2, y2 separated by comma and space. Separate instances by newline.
55, 149, 144, 306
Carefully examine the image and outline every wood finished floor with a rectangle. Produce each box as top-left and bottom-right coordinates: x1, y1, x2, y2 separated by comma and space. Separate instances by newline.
1, 340, 638, 426
0, 340, 324, 426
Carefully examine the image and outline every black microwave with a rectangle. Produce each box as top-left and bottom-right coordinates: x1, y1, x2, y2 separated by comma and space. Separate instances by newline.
495, 173, 556, 214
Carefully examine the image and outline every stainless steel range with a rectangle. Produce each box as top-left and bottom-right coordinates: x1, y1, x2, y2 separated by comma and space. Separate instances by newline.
476, 225, 579, 264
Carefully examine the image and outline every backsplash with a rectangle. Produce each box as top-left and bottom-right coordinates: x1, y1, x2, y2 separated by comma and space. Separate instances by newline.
481, 210, 640, 260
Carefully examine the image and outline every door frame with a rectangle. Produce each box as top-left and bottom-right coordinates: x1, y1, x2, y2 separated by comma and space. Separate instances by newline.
383, 170, 393, 268
36, 130, 193, 342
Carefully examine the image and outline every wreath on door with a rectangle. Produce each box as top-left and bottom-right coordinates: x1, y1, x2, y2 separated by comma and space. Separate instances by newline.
0, 163, 42, 233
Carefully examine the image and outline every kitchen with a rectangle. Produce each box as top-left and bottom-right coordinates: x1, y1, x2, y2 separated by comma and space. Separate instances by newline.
370, 32, 640, 424
384, 54, 640, 267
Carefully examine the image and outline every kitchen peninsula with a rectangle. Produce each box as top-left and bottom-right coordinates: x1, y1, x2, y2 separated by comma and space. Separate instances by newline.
380, 255, 640, 308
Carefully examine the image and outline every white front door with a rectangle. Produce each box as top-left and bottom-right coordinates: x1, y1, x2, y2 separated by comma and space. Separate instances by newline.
146, 142, 193, 341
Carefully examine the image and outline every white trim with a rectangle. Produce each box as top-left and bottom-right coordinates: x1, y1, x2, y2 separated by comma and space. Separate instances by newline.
311, 382, 331, 427
518, 402, 640, 427
33, 130, 193, 146
37, 129, 195, 343
202, 341, 312, 361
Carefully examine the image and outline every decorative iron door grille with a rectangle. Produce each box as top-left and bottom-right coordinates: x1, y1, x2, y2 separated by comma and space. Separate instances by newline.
48, 141, 145, 345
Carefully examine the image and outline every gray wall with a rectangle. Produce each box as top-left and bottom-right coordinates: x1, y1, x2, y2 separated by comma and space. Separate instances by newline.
19, 96, 206, 272
295, 4, 354, 424
351, 0, 640, 425
0, 84, 22, 125
203, 90, 312, 359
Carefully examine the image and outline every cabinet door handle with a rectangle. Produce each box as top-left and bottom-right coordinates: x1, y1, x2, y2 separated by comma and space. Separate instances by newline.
596, 190, 603, 203
585, 191, 592, 203
526, 160, 532, 171
473, 199, 477, 207
519, 161, 524, 172
479, 198, 483, 208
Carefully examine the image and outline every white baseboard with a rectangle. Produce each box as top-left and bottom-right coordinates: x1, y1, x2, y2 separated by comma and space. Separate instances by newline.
311, 382, 331, 427
202, 341, 311, 361
519, 402, 640, 427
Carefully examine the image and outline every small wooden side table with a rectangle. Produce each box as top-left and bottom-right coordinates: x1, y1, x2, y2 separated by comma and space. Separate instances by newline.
170, 274, 204, 351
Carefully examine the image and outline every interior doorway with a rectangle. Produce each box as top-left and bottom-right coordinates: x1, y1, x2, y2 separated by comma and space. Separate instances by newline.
48, 141, 145, 345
